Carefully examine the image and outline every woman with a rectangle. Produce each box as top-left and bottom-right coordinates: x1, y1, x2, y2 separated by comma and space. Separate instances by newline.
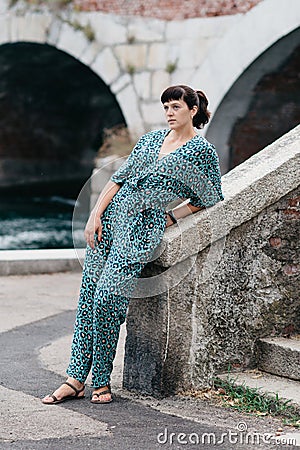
42, 84, 224, 405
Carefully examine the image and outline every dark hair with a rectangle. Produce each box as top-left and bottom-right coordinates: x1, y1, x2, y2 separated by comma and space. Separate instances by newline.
160, 84, 211, 129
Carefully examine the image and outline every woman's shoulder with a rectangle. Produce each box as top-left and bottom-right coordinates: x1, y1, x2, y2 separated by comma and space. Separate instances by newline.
192, 134, 213, 147
140, 128, 168, 140
192, 134, 218, 155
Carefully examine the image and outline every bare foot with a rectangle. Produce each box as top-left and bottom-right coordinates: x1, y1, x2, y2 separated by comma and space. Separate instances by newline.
42, 378, 85, 404
91, 385, 112, 403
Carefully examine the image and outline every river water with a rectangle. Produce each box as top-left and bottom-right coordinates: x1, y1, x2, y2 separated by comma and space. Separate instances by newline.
0, 187, 88, 250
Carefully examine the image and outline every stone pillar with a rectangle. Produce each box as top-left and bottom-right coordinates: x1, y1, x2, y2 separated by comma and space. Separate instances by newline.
123, 293, 169, 398
123, 257, 214, 398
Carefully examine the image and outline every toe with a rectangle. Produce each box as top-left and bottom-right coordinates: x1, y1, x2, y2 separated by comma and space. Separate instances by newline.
91, 392, 112, 403
41, 395, 54, 404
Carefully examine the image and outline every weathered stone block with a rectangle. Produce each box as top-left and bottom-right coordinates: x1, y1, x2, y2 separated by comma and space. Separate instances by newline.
140, 101, 164, 126
132, 72, 151, 100
114, 44, 148, 71
10, 16, 25, 42
46, 18, 62, 46
92, 47, 120, 85
151, 70, 170, 98
116, 84, 145, 139
147, 43, 168, 70
56, 22, 88, 59
127, 17, 165, 42
0, 16, 10, 43
257, 338, 300, 381
21, 13, 52, 43
111, 73, 131, 95
88, 12, 127, 45
80, 41, 103, 66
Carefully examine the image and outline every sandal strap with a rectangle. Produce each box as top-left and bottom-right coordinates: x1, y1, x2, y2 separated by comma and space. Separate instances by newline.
63, 381, 84, 396
93, 383, 111, 391
92, 389, 111, 397
51, 394, 58, 402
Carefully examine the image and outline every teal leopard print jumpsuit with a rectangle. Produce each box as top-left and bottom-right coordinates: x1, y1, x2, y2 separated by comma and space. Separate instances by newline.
66, 129, 224, 388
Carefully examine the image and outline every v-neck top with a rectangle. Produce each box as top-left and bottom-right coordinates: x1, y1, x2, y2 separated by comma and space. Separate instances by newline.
110, 128, 224, 209
157, 129, 199, 161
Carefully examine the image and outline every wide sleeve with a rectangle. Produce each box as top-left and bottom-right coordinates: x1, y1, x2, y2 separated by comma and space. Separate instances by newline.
110, 134, 146, 185
179, 143, 224, 208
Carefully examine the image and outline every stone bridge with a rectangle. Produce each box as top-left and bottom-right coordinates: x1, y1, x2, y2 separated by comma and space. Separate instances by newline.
0, 0, 299, 184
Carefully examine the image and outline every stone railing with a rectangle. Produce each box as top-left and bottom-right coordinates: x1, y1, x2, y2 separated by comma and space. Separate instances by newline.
121, 126, 300, 398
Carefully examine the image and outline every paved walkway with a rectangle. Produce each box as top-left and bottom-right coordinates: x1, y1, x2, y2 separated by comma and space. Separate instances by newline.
0, 272, 299, 449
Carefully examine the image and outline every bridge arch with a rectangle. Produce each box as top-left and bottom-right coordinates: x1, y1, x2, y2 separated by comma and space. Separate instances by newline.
205, 27, 300, 173
189, 0, 300, 173
0, 40, 126, 188
0, 12, 143, 137
192, 0, 300, 116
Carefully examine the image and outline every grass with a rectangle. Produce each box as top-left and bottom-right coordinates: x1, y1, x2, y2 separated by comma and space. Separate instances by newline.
165, 61, 177, 74
126, 64, 136, 75
62, 19, 95, 41
214, 376, 299, 421
178, 374, 300, 426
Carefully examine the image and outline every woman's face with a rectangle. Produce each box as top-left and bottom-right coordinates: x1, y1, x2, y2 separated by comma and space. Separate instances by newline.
163, 98, 197, 131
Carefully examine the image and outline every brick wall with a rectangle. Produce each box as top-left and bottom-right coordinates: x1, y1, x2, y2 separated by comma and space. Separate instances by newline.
229, 45, 300, 168
73, 0, 262, 20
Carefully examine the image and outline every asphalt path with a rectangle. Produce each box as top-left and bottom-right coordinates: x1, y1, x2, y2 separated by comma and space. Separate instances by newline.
0, 273, 298, 449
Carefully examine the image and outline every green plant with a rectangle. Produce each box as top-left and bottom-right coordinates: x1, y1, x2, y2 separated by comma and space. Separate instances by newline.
127, 34, 136, 44
214, 376, 300, 419
126, 64, 136, 76
67, 19, 95, 42
165, 60, 177, 74
82, 23, 95, 42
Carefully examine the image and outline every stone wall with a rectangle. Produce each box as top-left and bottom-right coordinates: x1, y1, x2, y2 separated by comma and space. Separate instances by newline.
123, 126, 300, 398
1, 0, 299, 143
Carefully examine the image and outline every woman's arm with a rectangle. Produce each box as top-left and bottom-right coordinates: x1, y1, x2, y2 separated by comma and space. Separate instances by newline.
84, 180, 121, 248
166, 202, 204, 227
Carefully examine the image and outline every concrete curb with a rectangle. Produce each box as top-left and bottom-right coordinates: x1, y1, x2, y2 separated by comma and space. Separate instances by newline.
0, 249, 85, 276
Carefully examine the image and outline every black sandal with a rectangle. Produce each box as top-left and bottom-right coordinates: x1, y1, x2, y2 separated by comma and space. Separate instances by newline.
90, 384, 113, 404
42, 381, 85, 405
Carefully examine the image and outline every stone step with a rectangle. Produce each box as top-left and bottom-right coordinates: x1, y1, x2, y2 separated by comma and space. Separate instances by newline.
218, 370, 300, 410
257, 337, 300, 381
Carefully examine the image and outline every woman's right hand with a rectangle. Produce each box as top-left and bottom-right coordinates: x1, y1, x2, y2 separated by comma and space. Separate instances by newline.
165, 213, 174, 228
84, 213, 103, 249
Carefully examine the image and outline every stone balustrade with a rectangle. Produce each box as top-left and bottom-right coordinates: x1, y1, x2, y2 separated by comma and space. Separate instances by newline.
120, 126, 300, 397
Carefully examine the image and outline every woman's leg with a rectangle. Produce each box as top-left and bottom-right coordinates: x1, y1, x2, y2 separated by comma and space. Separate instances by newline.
42, 224, 113, 404
91, 246, 145, 391
66, 228, 113, 383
